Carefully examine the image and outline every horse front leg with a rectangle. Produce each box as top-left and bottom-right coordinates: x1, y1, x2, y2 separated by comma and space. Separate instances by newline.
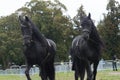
80, 67, 85, 80
86, 61, 92, 80
92, 61, 99, 80
75, 71, 79, 80
25, 65, 32, 80
74, 64, 81, 80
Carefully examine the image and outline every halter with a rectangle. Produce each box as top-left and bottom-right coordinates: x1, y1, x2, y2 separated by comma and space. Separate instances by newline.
21, 23, 33, 46
82, 29, 90, 33
23, 35, 32, 39
23, 34, 33, 46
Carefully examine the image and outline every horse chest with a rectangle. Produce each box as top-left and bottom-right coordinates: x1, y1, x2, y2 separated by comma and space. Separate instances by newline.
87, 44, 101, 58
24, 43, 47, 64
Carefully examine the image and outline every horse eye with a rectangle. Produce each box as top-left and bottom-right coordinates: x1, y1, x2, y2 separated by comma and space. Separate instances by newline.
81, 23, 84, 27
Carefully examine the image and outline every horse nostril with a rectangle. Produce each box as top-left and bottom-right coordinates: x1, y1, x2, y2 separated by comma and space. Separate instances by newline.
83, 34, 89, 40
86, 35, 89, 39
28, 40, 31, 43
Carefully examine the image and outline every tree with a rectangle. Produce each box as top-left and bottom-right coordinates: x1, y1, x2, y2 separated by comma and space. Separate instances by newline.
16, 0, 74, 62
72, 5, 87, 37
97, 0, 120, 59
0, 14, 24, 69
73, 5, 86, 27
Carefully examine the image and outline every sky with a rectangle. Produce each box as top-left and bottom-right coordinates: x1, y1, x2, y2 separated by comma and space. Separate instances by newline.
0, 0, 120, 25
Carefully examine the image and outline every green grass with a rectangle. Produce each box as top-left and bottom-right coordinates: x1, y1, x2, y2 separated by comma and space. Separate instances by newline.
0, 70, 120, 80
97, 70, 120, 80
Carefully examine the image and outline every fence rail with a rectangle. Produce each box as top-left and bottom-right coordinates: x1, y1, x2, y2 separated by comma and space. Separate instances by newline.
0, 60, 120, 75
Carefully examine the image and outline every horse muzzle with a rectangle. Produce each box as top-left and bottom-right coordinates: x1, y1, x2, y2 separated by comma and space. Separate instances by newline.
24, 40, 32, 46
83, 33, 89, 40
82, 29, 90, 40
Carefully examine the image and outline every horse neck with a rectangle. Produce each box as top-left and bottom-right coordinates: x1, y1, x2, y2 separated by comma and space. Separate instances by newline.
89, 26, 102, 46
32, 26, 48, 47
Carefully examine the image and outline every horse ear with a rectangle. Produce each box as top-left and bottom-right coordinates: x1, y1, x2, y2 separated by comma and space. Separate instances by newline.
19, 16, 23, 23
25, 16, 30, 21
88, 13, 91, 19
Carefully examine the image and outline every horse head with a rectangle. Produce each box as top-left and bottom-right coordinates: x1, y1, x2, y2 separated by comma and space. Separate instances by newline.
19, 16, 33, 46
80, 13, 93, 40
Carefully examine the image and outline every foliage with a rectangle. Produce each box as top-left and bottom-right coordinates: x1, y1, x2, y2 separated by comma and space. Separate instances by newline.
0, 14, 24, 69
73, 5, 86, 27
97, 0, 120, 59
17, 0, 74, 61
0, 0, 74, 68
0, 0, 120, 68
72, 5, 87, 36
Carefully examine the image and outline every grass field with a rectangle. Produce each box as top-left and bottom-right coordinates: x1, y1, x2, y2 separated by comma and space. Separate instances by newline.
0, 70, 120, 80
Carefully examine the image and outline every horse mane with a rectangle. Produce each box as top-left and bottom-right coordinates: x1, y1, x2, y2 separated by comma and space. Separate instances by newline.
28, 18, 48, 47
90, 20, 104, 47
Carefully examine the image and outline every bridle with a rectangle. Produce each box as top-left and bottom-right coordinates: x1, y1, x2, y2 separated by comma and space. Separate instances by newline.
21, 23, 33, 46
82, 29, 91, 34
82, 28, 100, 45
23, 35, 32, 41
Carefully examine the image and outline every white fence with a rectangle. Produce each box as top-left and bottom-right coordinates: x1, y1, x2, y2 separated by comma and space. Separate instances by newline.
0, 60, 120, 75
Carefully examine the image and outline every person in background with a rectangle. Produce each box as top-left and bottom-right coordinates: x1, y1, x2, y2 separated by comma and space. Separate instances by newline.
112, 55, 118, 71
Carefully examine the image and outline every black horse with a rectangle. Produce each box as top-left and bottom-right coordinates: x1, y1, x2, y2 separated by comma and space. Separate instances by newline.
19, 16, 56, 80
70, 13, 104, 80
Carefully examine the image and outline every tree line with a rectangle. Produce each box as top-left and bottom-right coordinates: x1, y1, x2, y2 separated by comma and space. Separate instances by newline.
0, 0, 120, 69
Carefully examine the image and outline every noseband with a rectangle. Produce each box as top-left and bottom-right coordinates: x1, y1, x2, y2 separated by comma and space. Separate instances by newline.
82, 29, 90, 34
82, 28, 99, 45
22, 26, 33, 46
23, 35, 32, 40
23, 35, 33, 45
